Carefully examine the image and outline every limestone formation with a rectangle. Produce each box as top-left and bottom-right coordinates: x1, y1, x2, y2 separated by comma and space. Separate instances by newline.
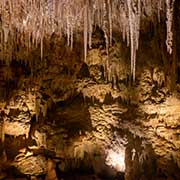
0, 1, 180, 179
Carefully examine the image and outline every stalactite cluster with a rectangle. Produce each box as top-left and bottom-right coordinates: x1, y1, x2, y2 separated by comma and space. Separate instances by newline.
0, 0, 175, 81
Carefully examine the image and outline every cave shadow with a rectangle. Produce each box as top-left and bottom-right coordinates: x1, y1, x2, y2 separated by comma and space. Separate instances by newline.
4, 134, 36, 160
47, 92, 92, 137
0, 59, 31, 100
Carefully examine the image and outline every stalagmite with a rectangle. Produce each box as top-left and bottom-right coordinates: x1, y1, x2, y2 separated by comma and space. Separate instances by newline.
0, 111, 6, 143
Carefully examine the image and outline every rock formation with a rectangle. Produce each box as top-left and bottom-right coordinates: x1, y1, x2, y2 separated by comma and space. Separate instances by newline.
0, 1, 180, 180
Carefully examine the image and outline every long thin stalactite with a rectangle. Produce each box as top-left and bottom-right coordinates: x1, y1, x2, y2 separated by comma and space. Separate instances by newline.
0, 0, 176, 82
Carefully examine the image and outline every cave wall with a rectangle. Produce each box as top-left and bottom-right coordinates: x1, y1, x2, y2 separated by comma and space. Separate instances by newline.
0, 4, 180, 179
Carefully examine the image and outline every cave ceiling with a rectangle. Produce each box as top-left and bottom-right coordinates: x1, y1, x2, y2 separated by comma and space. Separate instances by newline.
0, 0, 176, 79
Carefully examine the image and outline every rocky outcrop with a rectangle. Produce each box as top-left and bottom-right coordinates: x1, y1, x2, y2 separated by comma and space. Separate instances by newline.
0, 90, 35, 139
139, 97, 180, 178
0, 32, 179, 180
137, 68, 169, 104
13, 151, 47, 176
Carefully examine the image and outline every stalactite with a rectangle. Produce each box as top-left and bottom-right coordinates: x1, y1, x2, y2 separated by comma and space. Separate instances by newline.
166, 0, 175, 55
40, 35, 43, 61
0, 0, 176, 83
157, 0, 163, 22
52, 0, 56, 32
88, 0, 92, 49
67, 14, 70, 47
127, 0, 141, 82
126, 24, 130, 47
102, 0, 109, 53
40, 1, 44, 61
96, 0, 102, 27
70, 25, 73, 50
84, 2, 88, 62
108, 0, 112, 46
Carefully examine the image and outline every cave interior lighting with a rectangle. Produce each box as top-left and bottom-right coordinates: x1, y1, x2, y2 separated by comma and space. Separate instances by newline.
105, 148, 126, 172
0, 0, 175, 81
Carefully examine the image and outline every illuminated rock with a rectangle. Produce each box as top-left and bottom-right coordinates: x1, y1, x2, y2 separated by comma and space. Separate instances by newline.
13, 152, 47, 176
